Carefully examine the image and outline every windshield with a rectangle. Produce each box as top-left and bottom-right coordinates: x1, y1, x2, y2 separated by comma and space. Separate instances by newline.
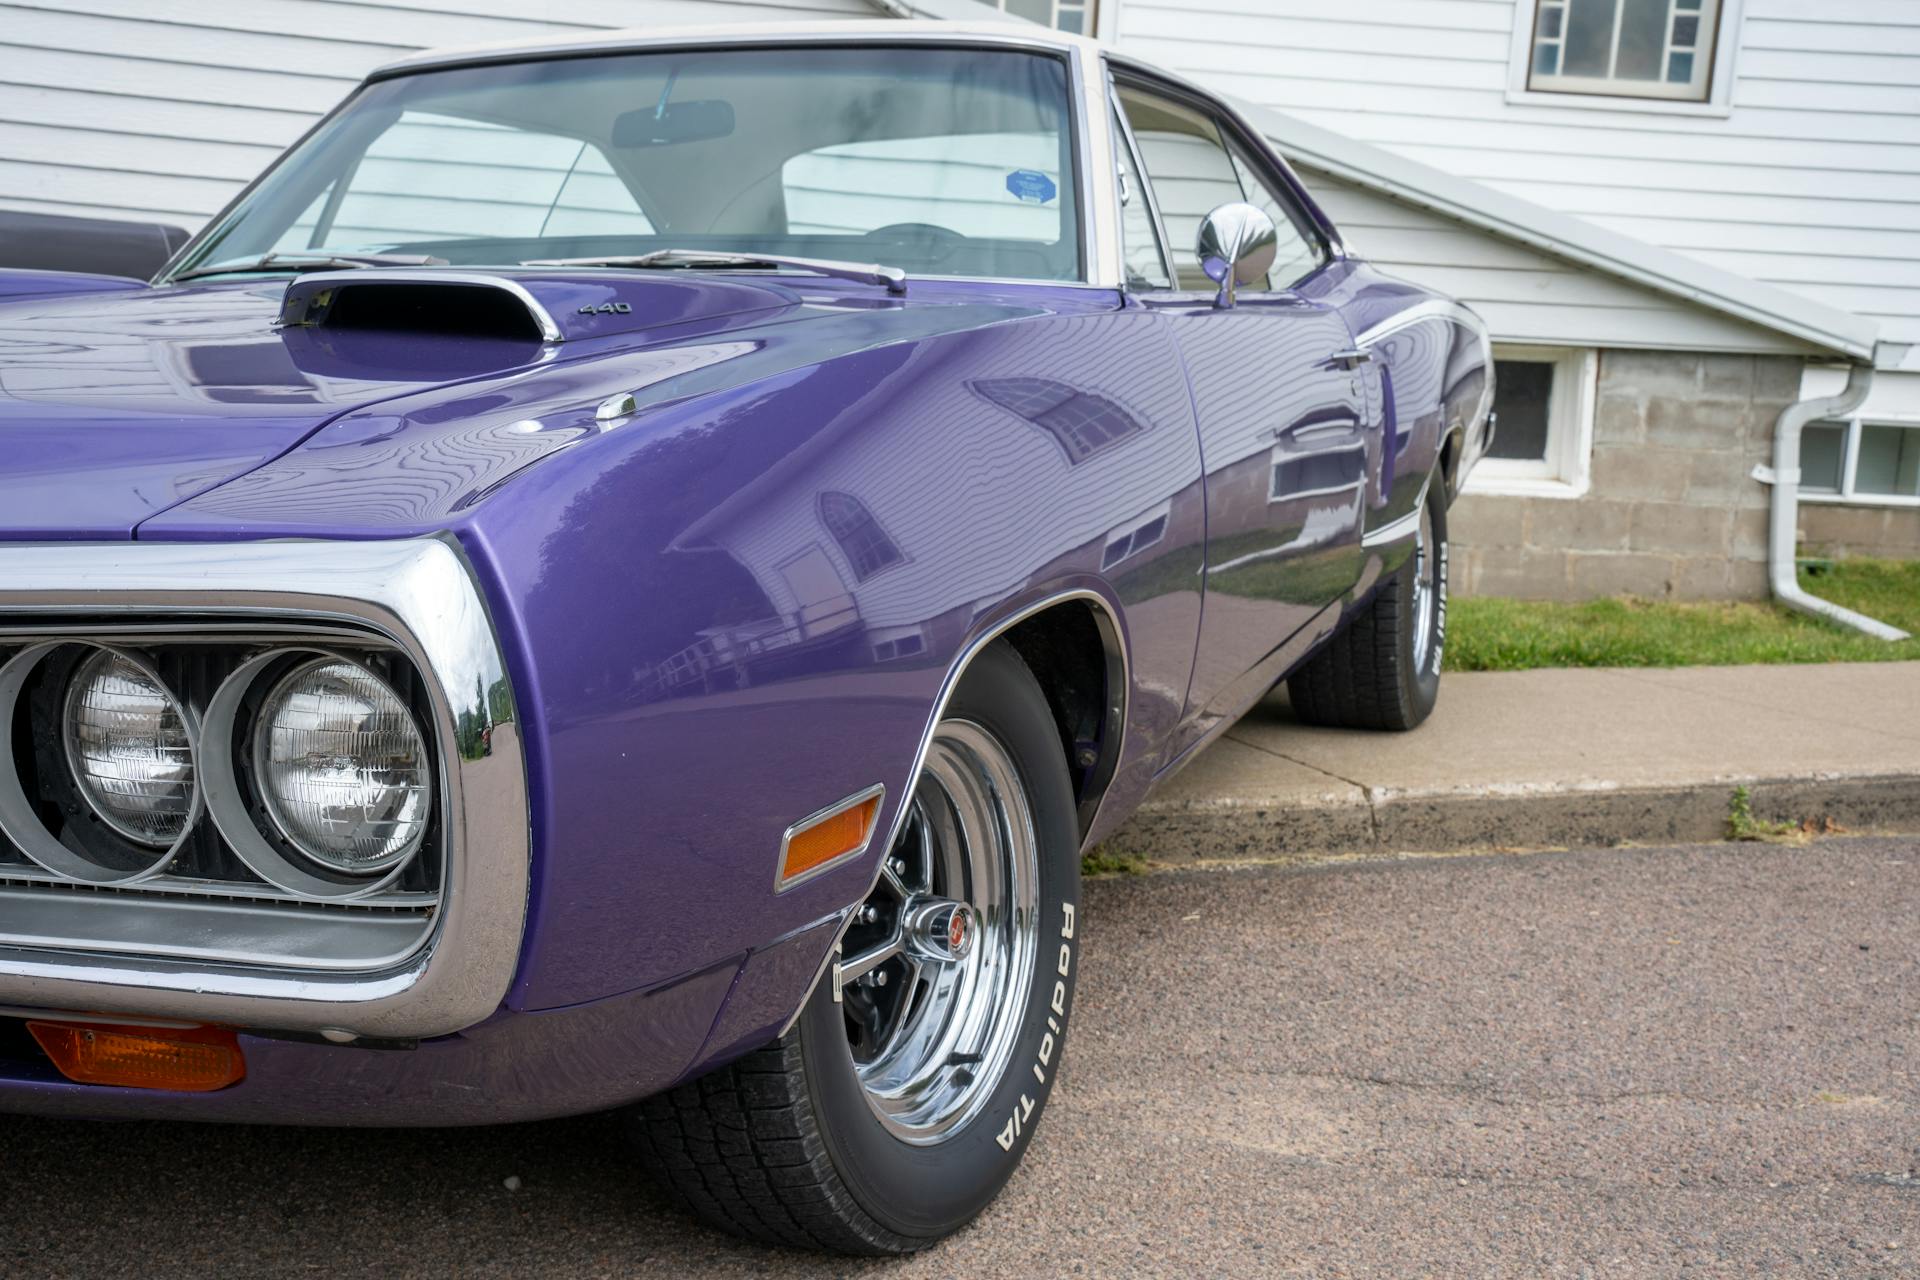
168, 46, 1083, 284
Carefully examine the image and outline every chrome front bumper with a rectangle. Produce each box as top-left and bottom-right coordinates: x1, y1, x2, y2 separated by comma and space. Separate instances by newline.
0, 537, 528, 1040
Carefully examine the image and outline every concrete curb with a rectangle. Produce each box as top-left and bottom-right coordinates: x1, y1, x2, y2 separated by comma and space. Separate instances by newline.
1104, 771, 1920, 865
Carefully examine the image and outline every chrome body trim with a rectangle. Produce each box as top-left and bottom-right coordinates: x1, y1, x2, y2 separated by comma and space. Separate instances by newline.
1362, 475, 1432, 549
0, 537, 528, 1039
0, 888, 431, 973
779, 586, 1129, 1038
1352, 297, 1496, 441
774, 783, 886, 894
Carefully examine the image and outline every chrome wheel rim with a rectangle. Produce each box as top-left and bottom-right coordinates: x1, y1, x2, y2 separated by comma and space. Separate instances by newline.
1411, 500, 1438, 670
839, 720, 1040, 1144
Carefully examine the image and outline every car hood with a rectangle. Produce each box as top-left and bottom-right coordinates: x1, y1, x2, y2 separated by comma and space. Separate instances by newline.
0, 270, 799, 539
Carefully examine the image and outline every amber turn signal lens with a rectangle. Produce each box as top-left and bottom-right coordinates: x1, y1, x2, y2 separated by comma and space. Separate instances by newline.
28, 1021, 245, 1092
781, 791, 882, 885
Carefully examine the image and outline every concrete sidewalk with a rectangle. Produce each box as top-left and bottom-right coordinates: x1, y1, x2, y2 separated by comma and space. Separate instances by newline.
1111, 661, 1920, 863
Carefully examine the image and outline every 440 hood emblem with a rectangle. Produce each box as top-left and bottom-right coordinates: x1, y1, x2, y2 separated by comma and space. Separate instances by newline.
578, 302, 632, 315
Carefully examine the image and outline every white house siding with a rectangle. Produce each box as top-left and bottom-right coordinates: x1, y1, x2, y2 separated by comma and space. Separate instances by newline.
1307, 172, 1812, 356
0, 0, 872, 234
1113, 0, 1920, 366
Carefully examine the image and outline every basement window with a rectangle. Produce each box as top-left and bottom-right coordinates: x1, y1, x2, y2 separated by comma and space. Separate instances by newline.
1465, 346, 1597, 499
1508, 0, 1742, 115
1801, 419, 1920, 507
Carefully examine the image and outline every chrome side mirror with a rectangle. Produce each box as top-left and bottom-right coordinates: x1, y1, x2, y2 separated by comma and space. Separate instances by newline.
1196, 201, 1278, 309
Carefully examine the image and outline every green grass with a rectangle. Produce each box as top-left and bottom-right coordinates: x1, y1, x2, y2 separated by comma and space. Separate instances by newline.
1080, 847, 1151, 878
1446, 558, 1920, 672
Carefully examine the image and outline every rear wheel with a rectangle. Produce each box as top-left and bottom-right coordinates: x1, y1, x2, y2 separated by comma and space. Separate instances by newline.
632, 643, 1081, 1254
1287, 479, 1448, 731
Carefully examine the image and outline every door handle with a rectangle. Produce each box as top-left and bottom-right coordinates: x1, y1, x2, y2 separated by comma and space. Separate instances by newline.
1326, 348, 1373, 370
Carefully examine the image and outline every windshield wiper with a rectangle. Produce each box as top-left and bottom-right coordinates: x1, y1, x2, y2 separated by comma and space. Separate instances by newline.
524, 249, 907, 295
170, 251, 448, 283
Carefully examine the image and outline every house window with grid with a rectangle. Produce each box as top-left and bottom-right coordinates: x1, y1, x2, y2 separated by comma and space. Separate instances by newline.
1802, 419, 1920, 507
971, 378, 1143, 464
988, 0, 1097, 35
818, 491, 903, 581
1527, 0, 1723, 102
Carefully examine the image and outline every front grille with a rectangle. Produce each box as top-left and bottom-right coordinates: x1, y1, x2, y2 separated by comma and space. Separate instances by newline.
0, 618, 440, 972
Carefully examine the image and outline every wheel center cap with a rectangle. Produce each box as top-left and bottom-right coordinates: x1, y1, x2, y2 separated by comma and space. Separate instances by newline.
902, 897, 977, 964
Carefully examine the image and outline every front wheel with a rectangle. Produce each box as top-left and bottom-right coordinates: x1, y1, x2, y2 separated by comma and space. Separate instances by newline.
1287, 479, 1448, 731
631, 642, 1081, 1254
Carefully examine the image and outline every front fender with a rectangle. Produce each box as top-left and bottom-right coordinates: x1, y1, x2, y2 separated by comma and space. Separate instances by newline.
457, 293, 1202, 1012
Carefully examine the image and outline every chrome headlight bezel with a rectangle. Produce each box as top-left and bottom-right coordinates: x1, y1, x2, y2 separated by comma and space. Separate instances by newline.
0, 537, 526, 1041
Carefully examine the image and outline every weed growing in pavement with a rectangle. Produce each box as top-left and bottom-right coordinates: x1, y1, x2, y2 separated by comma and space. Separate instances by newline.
1726, 785, 1805, 843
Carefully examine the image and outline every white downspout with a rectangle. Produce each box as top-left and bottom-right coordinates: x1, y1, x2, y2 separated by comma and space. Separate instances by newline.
1758, 361, 1911, 641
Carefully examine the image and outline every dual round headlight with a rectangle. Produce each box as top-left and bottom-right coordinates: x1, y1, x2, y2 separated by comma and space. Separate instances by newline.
61, 649, 430, 879
63, 650, 196, 848
253, 658, 431, 875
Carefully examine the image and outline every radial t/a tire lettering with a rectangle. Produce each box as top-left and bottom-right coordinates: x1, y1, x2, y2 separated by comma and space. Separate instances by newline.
631, 641, 1082, 1254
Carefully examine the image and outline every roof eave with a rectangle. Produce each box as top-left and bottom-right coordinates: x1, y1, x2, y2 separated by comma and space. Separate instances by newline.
1232, 99, 1879, 364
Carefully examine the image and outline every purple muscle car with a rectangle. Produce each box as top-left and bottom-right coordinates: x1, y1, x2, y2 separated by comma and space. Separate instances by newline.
0, 20, 1490, 1254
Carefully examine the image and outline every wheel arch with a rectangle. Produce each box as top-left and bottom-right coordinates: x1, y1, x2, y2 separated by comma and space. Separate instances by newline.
776, 587, 1129, 1039
997, 595, 1129, 845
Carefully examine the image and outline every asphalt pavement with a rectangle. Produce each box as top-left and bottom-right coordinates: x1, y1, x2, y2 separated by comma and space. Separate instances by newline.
5, 836, 1917, 1278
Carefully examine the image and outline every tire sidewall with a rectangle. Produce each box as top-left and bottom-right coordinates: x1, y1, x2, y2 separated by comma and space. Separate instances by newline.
797, 643, 1082, 1241
1403, 483, 1447, 714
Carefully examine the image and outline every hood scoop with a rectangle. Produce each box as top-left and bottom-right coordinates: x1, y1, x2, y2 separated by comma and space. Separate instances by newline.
277, 269, 792, 344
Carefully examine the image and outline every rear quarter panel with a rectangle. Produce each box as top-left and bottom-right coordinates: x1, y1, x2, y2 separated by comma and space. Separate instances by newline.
1333, 264, 1493, 535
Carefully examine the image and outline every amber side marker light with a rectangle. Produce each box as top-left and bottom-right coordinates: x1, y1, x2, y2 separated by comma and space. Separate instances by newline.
28, 1021, 245, 1092
778, 785, 884, 890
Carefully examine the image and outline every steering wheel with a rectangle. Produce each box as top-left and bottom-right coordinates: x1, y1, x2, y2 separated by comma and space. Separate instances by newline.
861, 222, 967, 260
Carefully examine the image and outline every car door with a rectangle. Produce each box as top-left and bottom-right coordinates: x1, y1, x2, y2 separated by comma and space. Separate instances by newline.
1112, 78, 1380, 747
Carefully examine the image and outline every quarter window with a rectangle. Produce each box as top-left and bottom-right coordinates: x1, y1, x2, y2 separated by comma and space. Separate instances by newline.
1464, 346, 1597, 498
1526, 0, 1724, 102
818, 491, 903, 580
1113, 107, 1172, 291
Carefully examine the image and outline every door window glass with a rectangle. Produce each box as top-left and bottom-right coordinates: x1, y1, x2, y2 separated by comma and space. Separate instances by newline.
1116, 86, 1322, 292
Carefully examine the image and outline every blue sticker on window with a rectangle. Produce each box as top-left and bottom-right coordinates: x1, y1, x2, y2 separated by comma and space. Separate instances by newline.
1005, 169, 1058, 205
